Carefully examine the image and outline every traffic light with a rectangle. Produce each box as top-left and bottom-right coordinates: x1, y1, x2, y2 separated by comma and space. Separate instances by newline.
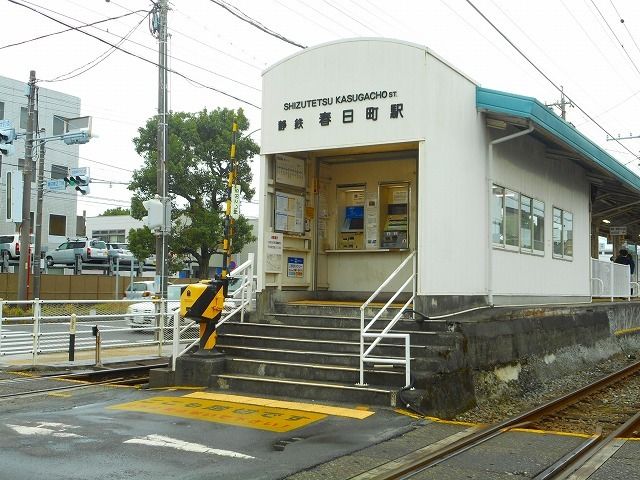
142, 197, 164, 230
0, 120, 16, 156
63, 174, 90, 195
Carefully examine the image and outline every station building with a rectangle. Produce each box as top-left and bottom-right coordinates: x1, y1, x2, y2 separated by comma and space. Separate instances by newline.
255, 38, 640, 316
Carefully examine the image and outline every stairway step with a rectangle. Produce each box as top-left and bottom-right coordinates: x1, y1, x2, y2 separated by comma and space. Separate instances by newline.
266, 312, 450, 331
211, 373, 398, 407
216, 344, 415, 367
219, 321, 460, 346
225, 357, 407, 387
218, 333, 430, 356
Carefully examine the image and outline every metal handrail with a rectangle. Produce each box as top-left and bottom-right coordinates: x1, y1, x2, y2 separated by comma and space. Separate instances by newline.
359, 251, 416, 387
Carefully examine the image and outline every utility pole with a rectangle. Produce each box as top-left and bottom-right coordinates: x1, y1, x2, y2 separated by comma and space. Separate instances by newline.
33, 129, 45, 299
546, 85, 573, 120
153, 0, 169, 298
18, 70, 36, 301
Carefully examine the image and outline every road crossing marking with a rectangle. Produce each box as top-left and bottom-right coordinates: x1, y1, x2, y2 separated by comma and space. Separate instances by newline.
110, 396, 327, 432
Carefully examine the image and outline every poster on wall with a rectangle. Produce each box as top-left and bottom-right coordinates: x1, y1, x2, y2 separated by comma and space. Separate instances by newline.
287, 257, 304, 278
265, 232, 283, 273
365, 192, 378, 249
275, 155, 305, 189
274, 191, 305, 234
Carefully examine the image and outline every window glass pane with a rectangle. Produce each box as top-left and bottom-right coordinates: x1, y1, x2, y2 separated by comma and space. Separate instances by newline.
491, 185, 504, 245
0, 101, 4, 120
49, 214, 66, 236
532, 199, 545, 252
520, 195, 532, 251
563, 211, 573, 257
53, 115, 65, 135
553, 208, 563, 256
504, 189, 519, 247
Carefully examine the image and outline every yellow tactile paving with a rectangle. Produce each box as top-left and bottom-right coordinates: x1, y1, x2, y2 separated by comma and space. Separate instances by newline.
109, 396, 327, 432
184, 392, 375, 419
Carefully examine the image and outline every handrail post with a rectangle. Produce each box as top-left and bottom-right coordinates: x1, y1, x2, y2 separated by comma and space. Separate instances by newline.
412, 252, 417, 317
405, 335, 411, 388
610, 262, 614, 302
32, 298, 40, 366
172, 309, 179, 371
0, 300, 3, 356
359, 307, 365, 386
158, 298, 166, 357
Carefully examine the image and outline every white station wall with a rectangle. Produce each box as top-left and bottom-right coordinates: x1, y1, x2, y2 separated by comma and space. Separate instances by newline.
418, 54, 487, 296
491, 136, 590, 298
261, 38, 429, 154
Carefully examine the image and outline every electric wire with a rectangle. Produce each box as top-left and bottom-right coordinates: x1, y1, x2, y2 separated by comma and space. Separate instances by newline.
320, 0, 380, 36
588, 0, 640, 77
0, 9, 147, 50
18, 0, 262, 94
464, 0, 640, 165
207, 0, 306, 49
41, 10, 151, 83
8, 0, 261, 109
298, 0, 360, 36
609, 0, 640, 58
273, 0, 341, 37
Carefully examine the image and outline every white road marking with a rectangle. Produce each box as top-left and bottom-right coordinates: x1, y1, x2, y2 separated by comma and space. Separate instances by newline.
124, 434, 254, 459
6, 422, 83, 438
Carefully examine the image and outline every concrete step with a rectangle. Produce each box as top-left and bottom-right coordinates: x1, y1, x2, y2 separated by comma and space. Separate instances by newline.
210, 372, 399, 406
224, 357, 408, 387
217, 344, 416, 367
265, 312, 450, 332
217, 333, 435, 357
219, 321, 460, 347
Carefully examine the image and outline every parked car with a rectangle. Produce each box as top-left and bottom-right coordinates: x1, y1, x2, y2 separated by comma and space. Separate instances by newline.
107, 242, 135, 265
45, 238, 109, 267
0, 233, 35, 261
124, 280, 156, 300
126, 279, 252, 330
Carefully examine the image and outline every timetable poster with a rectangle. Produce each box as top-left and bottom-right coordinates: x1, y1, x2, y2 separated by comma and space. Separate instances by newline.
275, 155, 305, 189
274, 191, 304, 234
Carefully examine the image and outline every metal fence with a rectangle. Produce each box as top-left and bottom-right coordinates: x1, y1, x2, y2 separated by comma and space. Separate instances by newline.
591, 257, 637, 300
0, 275, 254, 367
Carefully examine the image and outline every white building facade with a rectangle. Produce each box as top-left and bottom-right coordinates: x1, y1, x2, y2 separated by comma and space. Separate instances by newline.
257, 38, 640, 315
0, 75, 80, 251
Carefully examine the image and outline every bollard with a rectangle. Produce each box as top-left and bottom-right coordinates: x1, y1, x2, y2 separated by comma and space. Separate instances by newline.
69, 313, 77, 361
92, 325, 102, 367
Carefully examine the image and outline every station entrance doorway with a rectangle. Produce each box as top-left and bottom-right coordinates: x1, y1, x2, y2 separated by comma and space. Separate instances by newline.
263, 143, 418, 304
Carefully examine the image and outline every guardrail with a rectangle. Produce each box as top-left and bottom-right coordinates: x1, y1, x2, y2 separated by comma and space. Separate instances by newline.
359, 251, 416, 388
0, 254, 255, 369
591, 257, 636, 300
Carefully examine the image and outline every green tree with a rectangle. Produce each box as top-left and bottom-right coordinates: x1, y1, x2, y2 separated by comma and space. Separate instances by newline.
127, 226, 154, 267
99, 207, 130, 216
130, 107, 258, 278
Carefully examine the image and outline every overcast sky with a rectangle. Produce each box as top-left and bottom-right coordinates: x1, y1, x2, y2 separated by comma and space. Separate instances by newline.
4, 0, 640, 217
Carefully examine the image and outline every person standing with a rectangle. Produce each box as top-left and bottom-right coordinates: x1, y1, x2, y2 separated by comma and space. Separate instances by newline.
614, 248, 636, 295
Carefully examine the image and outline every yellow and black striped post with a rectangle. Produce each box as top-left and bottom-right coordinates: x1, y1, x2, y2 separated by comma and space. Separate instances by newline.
180, 280, 225, 352
222, 119, 238, 280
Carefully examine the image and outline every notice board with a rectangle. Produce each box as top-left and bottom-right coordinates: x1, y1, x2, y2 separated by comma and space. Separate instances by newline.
274, 191, 304, 234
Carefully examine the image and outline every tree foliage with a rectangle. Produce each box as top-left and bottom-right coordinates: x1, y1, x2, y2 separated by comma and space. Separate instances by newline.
99, 207, 130, 216
130, 107, 259, 277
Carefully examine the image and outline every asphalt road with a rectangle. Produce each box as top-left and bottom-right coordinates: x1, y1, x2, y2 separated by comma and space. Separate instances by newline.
0, 383, 417, 480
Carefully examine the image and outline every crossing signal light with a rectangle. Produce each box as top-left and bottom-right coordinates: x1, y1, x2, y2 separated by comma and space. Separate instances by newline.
142, 197, 164, 230
64, 174, 90, 195
0, 120, 16, 156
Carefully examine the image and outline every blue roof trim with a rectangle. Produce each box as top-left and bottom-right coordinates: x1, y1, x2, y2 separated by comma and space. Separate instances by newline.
476, 87, 640, 193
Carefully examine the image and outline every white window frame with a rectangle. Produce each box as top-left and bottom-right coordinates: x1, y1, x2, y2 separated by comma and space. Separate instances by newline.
493, 184, 545, 256
552, 206, 573, 260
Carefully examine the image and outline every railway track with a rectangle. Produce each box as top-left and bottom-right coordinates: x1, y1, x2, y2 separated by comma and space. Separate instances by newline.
0, 362, 167, 399
353, 359, 640, 480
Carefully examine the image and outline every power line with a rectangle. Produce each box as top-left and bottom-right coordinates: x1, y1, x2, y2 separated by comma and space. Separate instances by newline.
0, 9, 147, 50
320, 0, 380, 35
207, 0, 306, 49
8, 0, 261, 109
42, 10, 151, 83
609, 0, 640, 60
464, 0, 640, 165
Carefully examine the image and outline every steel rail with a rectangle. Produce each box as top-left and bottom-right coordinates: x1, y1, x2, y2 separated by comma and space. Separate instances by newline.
359, 359, 640, 480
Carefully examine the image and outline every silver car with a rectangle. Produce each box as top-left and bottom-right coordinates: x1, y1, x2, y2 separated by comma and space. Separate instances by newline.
107, 242, 135, 265
46, 238, 109, 267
